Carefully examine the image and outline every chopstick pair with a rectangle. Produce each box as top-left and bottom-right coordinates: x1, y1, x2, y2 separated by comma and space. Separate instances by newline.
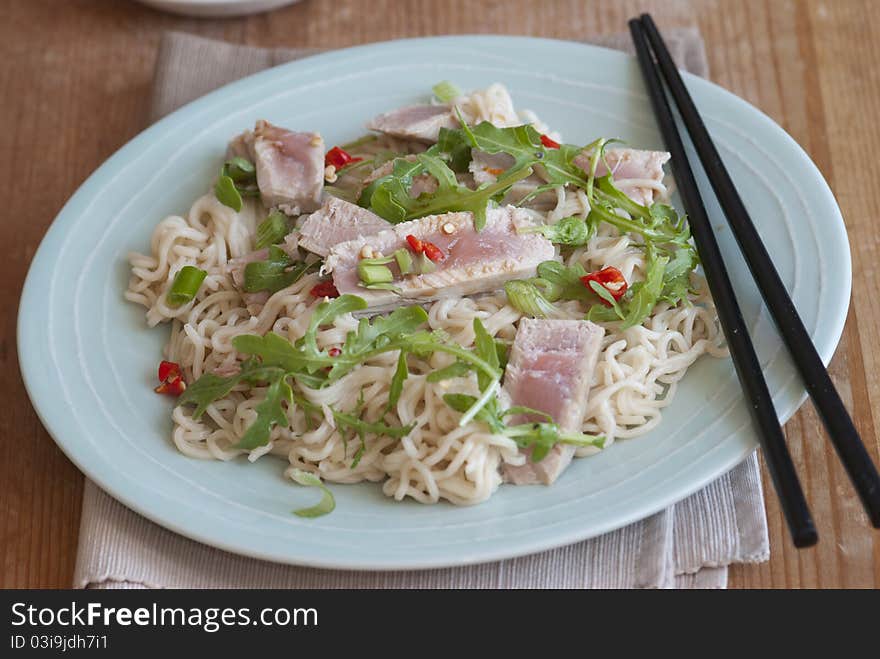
628, 14, 880, 547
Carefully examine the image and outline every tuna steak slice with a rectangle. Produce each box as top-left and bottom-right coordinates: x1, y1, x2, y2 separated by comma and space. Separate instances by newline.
573, 148, 671, 207
297, 197, 391, 257
366, 104, 458, 143
502, 319, 604, 486
324, 206, 554, 314
227, 120, 325, 214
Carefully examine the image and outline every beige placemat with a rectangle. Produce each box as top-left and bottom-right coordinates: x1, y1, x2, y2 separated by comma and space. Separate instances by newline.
75, 29, 769, 589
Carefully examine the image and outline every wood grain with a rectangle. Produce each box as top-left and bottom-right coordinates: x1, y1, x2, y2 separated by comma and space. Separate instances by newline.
1, 0, 877, 588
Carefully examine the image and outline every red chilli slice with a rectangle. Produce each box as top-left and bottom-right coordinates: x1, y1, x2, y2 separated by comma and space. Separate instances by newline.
540, 134, 561, 149
155, 360, 186, 397
325, 146, 363, 170
406, 234, 445, 263
581, 266, 628, 306
158, 360, 181, 382
310, 281, 340, 298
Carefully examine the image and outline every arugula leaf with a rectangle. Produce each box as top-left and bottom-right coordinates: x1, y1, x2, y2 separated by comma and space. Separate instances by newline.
660, 246, 698, 305
387, 351, 409, 410
536, 261, 593, 303
436, 126, 472, 172
177, 358, 274, 420
425, 361, 474, 382
333, 410, 415, 440
472, 318, 499, 390
367, 152, 531, 230
243, 246, 318, 294
587, 280, 625, 320
235, 375, 292, 449
442, 393, 503, 432
620, 252, 668, 328
290, 469, 336, 518
518, 215, 593, 246
459, 120, 588, 189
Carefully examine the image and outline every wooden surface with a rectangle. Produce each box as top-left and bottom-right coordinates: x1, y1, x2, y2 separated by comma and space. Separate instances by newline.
2, 0, 878, 588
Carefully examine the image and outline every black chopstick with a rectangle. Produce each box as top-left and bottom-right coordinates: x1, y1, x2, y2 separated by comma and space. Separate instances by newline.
638, 13, 880, 528
628, 19, 817, 547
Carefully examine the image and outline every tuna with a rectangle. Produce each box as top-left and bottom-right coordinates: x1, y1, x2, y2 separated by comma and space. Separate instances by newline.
501, 319, 604, 486
227, 120, 325, 214
468, 150, 515, 186
297, 197, 391, 257
366, 104, 458, 143
573, 148, 671, 206
324, 206, 555, 313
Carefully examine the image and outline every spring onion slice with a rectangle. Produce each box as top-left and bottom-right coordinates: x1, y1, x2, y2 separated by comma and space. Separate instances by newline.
290, 469, 336, 518
432, 80, 462, 103
358, 262, 394, 285
254, 211, 290, 249
214, 174, 242, 211
504, 280, 559, 318
167, 265, 207, 308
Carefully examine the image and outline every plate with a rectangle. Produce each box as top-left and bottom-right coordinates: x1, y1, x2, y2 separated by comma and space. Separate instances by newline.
18, 36, 850, 569
135, 0, 302, 18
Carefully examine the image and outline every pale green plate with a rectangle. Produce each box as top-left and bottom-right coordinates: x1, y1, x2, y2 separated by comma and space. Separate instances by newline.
18, 36, 850, 569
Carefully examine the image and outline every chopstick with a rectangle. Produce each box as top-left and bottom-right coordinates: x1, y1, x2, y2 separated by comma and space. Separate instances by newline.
637, 13, 880, 529
628, 19, 818, 547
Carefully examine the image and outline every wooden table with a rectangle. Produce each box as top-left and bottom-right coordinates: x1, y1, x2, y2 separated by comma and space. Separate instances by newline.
2, 0, 878, 589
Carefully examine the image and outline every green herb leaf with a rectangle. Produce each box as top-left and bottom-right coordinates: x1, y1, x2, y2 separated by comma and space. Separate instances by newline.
518, 215, 593, 246
587, 280, 625, 320
364, 151, 532, 231
290, 469, 336, 518
243, 246, 318, 294
620, 252, 668, 328
425, 360, 473, 382
388, 351, 409, 410
234, 374, 292, 449
472, 318, 499, 391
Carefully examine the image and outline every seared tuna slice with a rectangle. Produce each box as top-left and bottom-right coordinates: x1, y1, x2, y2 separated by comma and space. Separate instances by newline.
502, 319, 604, 485
298, 197, 391, 257
573, 148, 670, 206
366, 104, 458, 143
227, 120, 325, 213
324, 206, 554, 313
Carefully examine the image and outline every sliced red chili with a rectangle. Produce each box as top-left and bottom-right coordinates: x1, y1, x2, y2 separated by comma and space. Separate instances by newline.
422, 241, 445, 263
540, 134, 561, 149
158, 360, 181, 383
327, 347, 342, 357
324, 146, 362, 170
155, 374, 186, 397
406, 234, 445, 263
310, 281, 340, 298
581, 266, 628, 306
485, 167, 505, 176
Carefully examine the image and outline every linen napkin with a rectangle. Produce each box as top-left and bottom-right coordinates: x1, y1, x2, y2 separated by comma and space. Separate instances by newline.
74, 29, 769, 589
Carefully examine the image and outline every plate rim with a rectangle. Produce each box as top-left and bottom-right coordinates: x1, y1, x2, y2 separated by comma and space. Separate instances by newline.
17, 35, 851, 570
